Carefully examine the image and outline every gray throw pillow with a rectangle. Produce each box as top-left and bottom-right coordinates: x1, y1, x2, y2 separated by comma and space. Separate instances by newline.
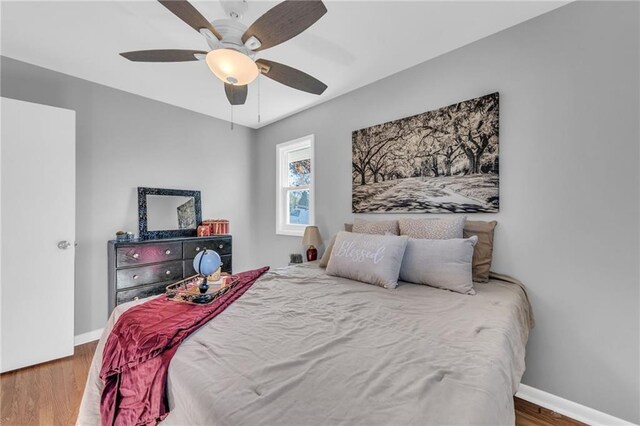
398, 216, 466, 239
400, 236, 478, 295
326, 231, 408, 289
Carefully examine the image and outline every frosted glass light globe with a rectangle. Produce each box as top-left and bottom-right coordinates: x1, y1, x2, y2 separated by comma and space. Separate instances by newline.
206, 49, 259, 86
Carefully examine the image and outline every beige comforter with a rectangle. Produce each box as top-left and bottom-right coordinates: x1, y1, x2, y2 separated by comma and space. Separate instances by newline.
78, 264, 532, 426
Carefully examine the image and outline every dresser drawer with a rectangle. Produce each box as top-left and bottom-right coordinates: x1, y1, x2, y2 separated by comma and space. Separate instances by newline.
183, 238, 232, 258
183, 254, 232, 276
116, 242, 182, 267
116, 260, 183, 290
116, 281, 169, 305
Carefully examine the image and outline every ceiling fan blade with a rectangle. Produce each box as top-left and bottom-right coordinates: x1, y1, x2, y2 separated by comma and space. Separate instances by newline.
242, 1, 327, 51
120, 49, 207, 62
256, 59, 327, 95
225, 84, 248, 105
158, 0, 222, 40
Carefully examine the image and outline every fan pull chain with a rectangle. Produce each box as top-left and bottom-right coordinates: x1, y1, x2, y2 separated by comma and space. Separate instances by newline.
257, 77, 261, 124
230, 106, 234, 131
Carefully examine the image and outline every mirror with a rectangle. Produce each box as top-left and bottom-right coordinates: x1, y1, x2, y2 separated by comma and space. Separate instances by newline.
138, 187, 202, 239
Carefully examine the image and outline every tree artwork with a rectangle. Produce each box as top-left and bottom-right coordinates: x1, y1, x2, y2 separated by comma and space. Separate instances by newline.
352, 92, 499, 213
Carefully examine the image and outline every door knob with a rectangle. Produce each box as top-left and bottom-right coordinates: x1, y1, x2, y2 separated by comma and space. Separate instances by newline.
57, 241, 72, 250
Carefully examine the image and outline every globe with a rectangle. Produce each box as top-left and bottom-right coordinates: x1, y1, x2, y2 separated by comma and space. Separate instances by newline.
193, 250, 222, 276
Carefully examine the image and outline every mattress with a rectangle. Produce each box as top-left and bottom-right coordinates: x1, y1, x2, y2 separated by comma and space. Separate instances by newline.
78, 263, 532, 426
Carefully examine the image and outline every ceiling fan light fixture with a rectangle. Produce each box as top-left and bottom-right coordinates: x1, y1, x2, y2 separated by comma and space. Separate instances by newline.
205, 48, 259, 86
123, 0, 328, 108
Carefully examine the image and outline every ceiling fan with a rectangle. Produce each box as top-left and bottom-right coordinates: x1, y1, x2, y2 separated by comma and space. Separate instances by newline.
120, 0, 328, 106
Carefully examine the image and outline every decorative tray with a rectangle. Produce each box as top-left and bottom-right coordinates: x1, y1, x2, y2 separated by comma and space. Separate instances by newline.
165, 274, 239, 305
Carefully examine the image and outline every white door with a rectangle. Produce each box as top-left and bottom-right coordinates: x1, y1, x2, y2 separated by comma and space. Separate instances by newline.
0, 97, 76, 372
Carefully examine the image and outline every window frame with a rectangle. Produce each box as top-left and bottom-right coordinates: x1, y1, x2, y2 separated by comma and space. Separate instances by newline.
275, 135, 315, 236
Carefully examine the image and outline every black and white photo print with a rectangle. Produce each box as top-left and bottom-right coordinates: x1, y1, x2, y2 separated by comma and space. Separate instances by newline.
352, 92, 499, 213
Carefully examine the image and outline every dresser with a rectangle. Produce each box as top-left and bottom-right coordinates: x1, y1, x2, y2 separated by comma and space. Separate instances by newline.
107, 236, 232, 314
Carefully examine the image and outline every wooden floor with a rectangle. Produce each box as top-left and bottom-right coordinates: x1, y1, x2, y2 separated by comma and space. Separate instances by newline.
1, 341, 97, 426
1, 341, 585, 426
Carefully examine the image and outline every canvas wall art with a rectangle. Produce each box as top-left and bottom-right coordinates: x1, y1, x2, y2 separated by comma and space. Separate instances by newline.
352, 92, 499, 213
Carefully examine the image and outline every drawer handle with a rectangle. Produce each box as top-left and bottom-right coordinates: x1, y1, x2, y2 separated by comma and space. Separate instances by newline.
133, 253, 139, 259
166, 270, 171, 275
133, 296, 139, 301
133, 274, 139, 280
218, 244, 224, 249
195, 247, 200, 252
165, 249, 171, 255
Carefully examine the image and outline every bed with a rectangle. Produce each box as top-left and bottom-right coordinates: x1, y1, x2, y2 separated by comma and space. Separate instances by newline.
77, 263, 532, 426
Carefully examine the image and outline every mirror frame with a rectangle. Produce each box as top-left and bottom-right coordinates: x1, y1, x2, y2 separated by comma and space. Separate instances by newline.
138, 187, 202, 240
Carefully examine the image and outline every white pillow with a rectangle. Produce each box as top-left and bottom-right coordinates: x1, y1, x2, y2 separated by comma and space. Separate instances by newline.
326, 231, 408, 289
400, 236, 478, 294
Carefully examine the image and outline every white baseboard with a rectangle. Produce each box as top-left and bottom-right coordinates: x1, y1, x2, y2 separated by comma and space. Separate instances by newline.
74, 328, 103, 346
517, 384, 637, 426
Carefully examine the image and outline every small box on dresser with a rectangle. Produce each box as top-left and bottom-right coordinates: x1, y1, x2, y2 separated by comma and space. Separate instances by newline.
107, 236, 232, 314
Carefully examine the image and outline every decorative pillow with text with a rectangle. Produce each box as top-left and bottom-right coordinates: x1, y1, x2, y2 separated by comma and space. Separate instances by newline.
326, 231, 408, 289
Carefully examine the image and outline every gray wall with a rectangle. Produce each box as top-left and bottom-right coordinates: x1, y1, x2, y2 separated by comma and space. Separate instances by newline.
0, 57, 258, 336
254, 2, 640, 422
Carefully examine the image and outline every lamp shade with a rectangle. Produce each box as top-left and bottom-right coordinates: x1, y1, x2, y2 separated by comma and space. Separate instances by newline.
302, 226, 322, 246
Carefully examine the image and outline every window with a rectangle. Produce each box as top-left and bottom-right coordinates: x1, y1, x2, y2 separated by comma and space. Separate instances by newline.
276, 135, 314, 236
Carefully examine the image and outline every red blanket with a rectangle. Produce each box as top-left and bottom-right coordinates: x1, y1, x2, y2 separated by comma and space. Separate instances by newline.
100, 267, 269, 426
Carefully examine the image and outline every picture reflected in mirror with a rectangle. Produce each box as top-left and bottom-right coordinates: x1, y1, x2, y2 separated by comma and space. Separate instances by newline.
146, 195, 197, 231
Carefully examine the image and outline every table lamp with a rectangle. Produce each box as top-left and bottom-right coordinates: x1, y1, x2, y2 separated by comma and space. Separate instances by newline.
303, 226, 322, 262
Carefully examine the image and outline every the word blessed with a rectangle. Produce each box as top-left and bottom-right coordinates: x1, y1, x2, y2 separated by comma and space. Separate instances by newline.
334, 241, 386, 264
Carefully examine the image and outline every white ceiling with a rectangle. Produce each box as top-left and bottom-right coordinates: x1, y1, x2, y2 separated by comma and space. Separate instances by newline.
0, 1, 567, 129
